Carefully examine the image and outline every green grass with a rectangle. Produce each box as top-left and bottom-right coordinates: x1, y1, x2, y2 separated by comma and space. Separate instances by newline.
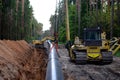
58, 42, 65, 44
115, 50, 120, 57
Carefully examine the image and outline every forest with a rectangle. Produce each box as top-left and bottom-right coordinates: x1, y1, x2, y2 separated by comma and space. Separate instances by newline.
0, 0, 120, 43
0, 0, 43, 42
49, 0, 120, 43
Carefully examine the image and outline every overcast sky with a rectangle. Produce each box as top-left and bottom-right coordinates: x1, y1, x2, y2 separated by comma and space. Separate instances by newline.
29, 0, 57, 31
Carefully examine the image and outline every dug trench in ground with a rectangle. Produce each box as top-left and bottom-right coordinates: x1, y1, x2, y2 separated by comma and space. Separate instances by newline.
0, 40, 47, 80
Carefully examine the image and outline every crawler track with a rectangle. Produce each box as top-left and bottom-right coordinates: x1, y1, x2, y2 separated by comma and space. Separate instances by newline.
58, 49, 120, 80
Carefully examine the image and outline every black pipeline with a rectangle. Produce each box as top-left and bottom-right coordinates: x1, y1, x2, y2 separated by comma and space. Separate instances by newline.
46, 40, 64, 80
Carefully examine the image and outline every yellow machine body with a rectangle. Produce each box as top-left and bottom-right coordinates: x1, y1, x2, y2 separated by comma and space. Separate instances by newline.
32, 36, 54, 48
32, 40, 42, 45
67, 27, 113, 64
87, 46, 101, 60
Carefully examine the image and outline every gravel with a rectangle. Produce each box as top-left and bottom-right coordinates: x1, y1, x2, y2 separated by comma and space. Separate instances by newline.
58, 49, 120, 80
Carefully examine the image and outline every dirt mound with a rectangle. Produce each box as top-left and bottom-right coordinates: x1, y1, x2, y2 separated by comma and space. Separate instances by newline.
0, 40, 47, 80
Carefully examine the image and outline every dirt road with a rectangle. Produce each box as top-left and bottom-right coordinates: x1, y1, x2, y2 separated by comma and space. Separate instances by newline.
58, 49, 120, 80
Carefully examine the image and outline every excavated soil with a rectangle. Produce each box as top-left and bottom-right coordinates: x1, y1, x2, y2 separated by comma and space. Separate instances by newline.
1, 40, 120, 80
0, 40, 47, 80
58, 49, 120, 80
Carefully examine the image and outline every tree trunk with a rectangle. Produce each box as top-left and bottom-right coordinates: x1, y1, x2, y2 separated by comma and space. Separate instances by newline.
21, 0, 24, 39
117, 0, 120, 26
110, 0, 114, 39
0, 0, 1, 39
76, 0, 81, 38
16, 0, 19, 40
96, 0, 98, 26
0, 10, 1, 39
108, 0, 110, 11
65, 0, 70, 41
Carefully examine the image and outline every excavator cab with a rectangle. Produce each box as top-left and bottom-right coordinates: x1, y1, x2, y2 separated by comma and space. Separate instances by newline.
84, 27, 102, 46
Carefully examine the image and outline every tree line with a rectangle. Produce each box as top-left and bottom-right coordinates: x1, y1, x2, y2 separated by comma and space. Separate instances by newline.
49, 0, 120, 43
0, 0, 43, 42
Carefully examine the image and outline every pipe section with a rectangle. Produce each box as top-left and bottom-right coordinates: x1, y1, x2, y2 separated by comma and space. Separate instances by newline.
46, 40, 64, 80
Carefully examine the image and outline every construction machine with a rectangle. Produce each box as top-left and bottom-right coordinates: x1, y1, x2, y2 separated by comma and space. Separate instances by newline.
65, 0, 113, 64
32, 36, 54, 48
109, 37, 120, 55
66, 27, 113, 64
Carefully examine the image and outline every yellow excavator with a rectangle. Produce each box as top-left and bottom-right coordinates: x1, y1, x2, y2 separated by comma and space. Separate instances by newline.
66, 27, 113, 64
32, 36, 54, 48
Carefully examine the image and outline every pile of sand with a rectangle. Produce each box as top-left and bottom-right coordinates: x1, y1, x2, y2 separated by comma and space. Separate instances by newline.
0, 40, 47, 80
